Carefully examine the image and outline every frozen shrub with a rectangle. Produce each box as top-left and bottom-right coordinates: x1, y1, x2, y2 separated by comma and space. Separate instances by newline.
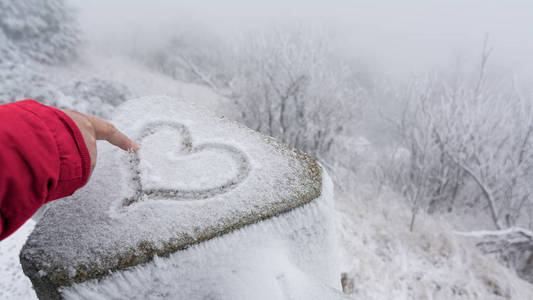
0, 0, 80, 64
61, 78, 134, 118
0, 63, 63, 105
148, 25, 364, 164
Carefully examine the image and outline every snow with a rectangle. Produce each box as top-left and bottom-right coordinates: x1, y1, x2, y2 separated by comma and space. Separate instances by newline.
3, 9, 533, 297
137, 123, 246, 192
44, 51, 229, 113
1, 49, 532, 300
0, 220, 36, 300
60, 172, 345, 299
337, 186, 533, 300
20, 96, 325, 297
2, 55, 533, 298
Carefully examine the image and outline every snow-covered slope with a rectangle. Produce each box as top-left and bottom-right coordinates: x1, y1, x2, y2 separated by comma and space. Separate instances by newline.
43, 49, 230, 114
337, 187, 533, 300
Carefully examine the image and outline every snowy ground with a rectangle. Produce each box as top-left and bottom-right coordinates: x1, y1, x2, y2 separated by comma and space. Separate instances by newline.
337, 186, 533, 300
0, 220, 36, 300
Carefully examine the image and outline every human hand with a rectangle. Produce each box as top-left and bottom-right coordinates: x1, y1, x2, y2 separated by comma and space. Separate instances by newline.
61, 109, 139, 177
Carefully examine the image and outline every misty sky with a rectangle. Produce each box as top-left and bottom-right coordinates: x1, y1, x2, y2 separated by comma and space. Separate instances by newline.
73, 0, 533, 80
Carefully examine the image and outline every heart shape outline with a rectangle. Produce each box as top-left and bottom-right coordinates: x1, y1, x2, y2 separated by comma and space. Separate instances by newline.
122, 121, 250, 207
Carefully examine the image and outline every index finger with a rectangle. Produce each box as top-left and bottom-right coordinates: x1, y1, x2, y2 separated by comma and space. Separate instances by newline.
85, 115, 139, 152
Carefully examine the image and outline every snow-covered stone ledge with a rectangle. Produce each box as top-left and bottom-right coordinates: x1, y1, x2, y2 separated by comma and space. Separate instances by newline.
20, 96, 345, 299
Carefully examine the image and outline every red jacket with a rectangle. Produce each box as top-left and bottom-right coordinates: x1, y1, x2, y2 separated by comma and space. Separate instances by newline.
0, 100, 91, 241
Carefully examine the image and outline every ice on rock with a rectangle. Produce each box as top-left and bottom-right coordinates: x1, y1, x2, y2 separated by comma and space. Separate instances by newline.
20, 96, 343, 299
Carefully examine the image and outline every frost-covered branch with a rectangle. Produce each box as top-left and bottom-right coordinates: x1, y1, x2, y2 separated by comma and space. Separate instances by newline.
454, 227, 533, 240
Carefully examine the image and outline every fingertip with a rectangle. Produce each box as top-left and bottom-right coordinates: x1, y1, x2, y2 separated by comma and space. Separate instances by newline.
126, 140, 139, 152
131, 141, 140, 152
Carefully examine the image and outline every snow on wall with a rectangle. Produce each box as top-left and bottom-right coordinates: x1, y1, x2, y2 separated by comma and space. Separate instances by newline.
60, 170, 346, 300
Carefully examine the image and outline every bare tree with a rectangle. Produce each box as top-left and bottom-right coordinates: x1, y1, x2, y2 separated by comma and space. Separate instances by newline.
428, 42, 533, 231
149, 32, 235, 94
151, 25, 365, 166
380, 41, 533, 279
378, 76, 466, 231
230, 26, 364, 161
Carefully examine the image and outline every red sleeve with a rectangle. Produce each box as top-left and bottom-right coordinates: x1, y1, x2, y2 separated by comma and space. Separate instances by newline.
0, 100, 91, 241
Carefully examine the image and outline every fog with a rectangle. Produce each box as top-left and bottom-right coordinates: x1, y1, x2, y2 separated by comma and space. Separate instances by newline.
73, 0, 533, 80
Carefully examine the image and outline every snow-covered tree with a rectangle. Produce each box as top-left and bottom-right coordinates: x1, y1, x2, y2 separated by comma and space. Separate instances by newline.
230, 26, 364, 161
379, 42, 533, 280
148, 32, 234, 93
0, 0, 80, 64
381, 40, 533, 230
0, 0, 132, 117
148, 25, 365, 166
0, 0, 82, 106
377, 76, 466, 231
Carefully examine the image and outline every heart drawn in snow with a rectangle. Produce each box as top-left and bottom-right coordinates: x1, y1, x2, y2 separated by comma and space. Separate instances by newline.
123, 121, 250, 207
